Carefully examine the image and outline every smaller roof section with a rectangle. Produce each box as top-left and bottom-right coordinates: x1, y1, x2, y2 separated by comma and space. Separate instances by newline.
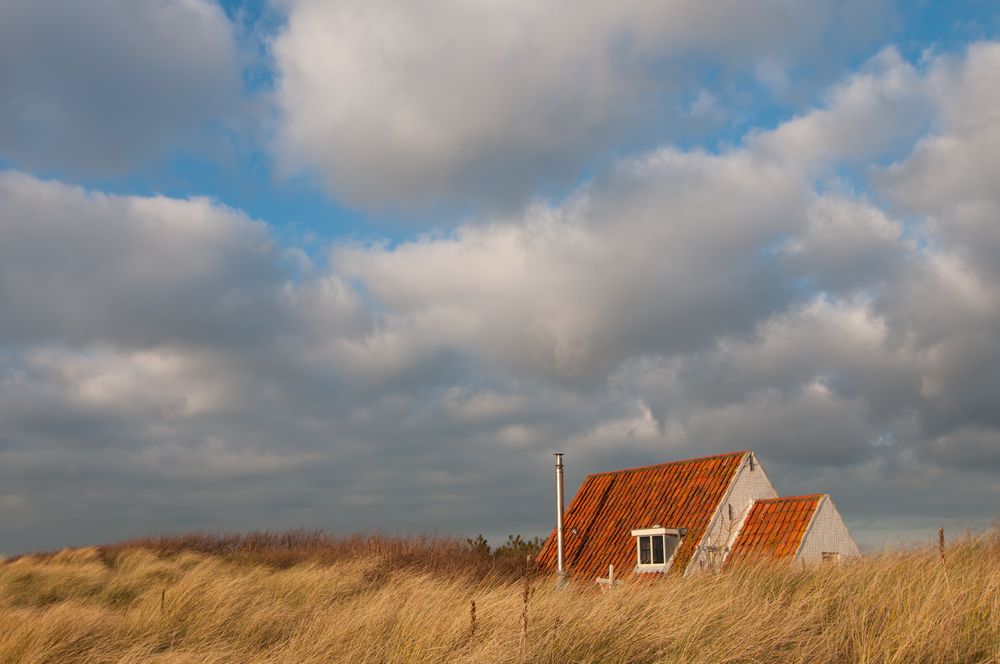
725, 494, 824, 568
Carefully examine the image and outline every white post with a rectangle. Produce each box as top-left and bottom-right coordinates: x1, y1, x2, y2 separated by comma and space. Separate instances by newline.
596, 564, 617, 589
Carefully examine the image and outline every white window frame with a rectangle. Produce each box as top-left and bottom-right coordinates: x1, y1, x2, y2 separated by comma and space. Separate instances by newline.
630, 527, 686, 573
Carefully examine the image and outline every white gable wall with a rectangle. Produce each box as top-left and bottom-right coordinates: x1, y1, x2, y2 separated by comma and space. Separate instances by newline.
686, 451, 778, 574
794, 496, 860, 564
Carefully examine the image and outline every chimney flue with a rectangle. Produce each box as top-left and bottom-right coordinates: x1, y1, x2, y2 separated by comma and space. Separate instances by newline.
554, 452, 566, 583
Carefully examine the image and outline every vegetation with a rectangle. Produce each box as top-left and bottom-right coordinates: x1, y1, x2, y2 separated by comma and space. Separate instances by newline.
0, 529, 997, 663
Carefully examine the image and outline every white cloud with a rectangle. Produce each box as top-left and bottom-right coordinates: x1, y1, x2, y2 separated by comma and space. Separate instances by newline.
0, 170, 279, 347
748, 48, 928, 170
880, 42, 1000, 279
782, 196, 907, 293
28, 347, 235, 418
0, 0, 242, 173
332, 147, 809, 380
272, 0, 889, 209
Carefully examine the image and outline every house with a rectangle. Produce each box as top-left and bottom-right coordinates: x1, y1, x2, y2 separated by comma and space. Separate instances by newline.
535, 450, 858, 580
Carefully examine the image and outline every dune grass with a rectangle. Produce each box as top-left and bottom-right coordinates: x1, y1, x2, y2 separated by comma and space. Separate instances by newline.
0, 529, 997, 663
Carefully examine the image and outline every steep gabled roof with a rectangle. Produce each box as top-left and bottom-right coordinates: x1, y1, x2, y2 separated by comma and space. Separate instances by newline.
536, 451, 748, 580
724, 494, 824, 568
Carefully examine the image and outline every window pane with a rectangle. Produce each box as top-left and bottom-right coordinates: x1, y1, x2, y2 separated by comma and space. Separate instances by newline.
652, 535, 665, 564
639, 536, 651, 564
665, 534, 680, 560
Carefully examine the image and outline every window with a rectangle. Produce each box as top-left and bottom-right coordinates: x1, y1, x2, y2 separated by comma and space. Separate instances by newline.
637, 534, 665, 564
631, 527, 686, 572
821, 552, 840, 564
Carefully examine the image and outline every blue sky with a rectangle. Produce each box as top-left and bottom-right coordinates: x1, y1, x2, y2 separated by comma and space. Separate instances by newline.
1, 0, 999, 555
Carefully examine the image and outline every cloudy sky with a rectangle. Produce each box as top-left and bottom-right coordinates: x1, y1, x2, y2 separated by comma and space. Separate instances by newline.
2, 0, 999, 555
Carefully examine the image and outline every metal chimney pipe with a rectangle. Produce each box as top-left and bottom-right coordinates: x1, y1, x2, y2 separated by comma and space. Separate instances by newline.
554, 452, 566, 582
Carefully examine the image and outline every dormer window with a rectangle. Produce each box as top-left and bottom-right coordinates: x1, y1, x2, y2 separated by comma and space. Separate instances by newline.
630, 526, 686, 572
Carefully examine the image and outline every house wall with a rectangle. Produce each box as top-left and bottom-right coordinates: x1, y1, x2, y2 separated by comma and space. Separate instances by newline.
794, 496, 860, 564
686, 451, 778, 574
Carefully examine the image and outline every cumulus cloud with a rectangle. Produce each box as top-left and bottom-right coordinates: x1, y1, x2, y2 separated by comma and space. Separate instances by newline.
328, 47, 934, 383
748, 48, 929, 169
0, 0, 242, 174
334, 148, 807, 380
0, 171, 282, 348
2, 44, 1000, 553
271, 0, 890, 209
880, 43, 1000, 280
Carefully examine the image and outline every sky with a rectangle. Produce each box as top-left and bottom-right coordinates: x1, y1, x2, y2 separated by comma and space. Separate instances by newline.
1, 0, 999, 555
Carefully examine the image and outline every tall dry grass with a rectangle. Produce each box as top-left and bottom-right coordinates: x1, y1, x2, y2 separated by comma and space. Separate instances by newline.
1, 529, 998, 663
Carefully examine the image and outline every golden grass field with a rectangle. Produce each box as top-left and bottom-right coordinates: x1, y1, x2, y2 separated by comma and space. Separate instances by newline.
0, 529, 997, 663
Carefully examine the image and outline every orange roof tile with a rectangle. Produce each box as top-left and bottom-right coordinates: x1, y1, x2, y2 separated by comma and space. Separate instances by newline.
536, 451, 748, 580
724, 494, 824, 568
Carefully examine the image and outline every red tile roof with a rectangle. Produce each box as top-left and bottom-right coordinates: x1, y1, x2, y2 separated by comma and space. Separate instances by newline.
724, 494, 824, 568
536, 451, 748, 580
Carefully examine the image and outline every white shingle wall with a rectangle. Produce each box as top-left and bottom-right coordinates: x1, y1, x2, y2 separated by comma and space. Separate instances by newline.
686, 452, 778, 574
794, 496, 860, 564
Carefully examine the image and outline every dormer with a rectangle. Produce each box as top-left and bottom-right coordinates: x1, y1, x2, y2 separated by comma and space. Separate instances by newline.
630, 525, 687, 573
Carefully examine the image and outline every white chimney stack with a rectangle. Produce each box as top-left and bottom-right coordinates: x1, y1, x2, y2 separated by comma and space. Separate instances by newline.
554, 452, 566, 583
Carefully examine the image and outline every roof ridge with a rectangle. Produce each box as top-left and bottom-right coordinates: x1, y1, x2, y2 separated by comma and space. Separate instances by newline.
586, 450, 750, 477
755, 493, 826, 503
